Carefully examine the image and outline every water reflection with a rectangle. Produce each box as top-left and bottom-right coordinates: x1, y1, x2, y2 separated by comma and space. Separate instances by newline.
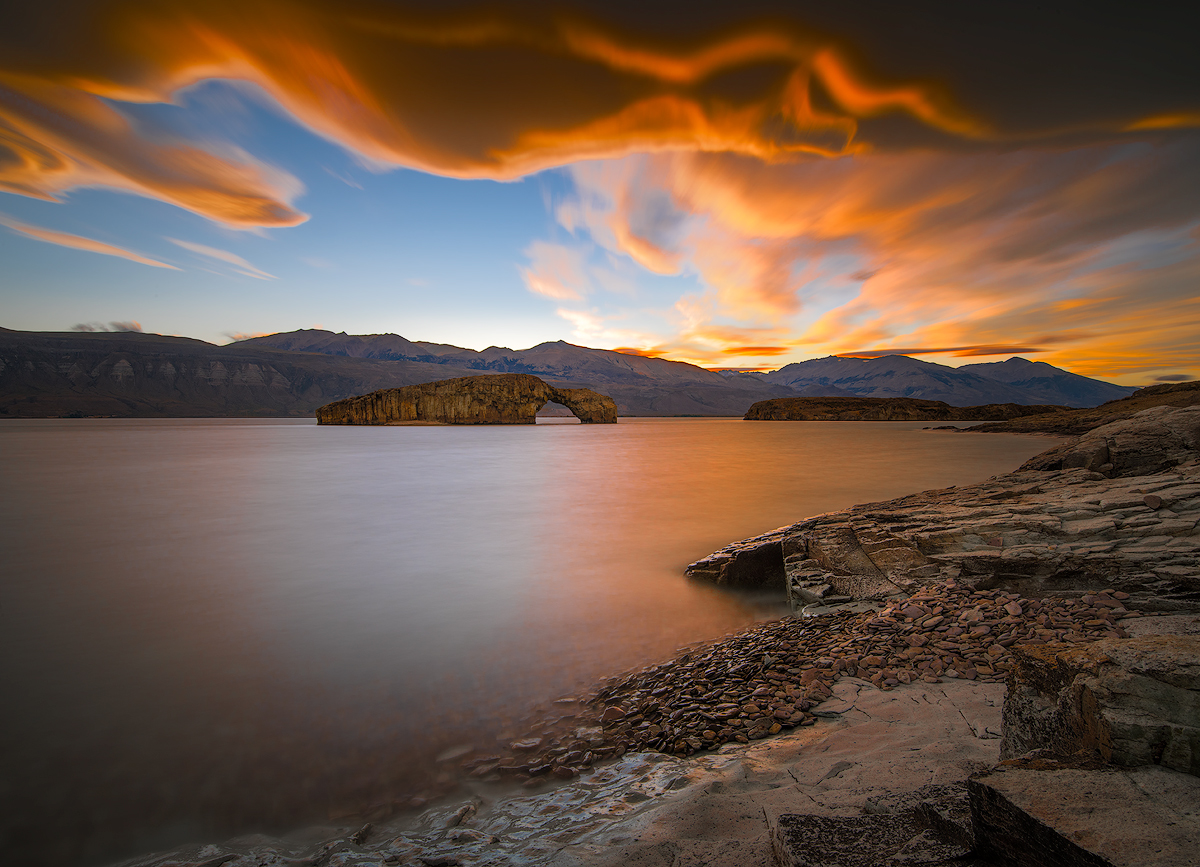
0, 418, 1054, 864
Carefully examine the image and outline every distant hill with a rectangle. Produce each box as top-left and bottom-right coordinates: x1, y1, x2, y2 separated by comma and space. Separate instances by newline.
959, 357, 1137, 407
0, 329, 794, 418
235, 330, 801, 416
0, 327, 1141, 418
760, 354, 1134, 408
0, 329, 487, 418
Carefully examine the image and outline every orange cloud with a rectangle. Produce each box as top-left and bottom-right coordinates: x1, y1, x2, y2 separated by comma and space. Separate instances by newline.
2, 1, 1193, 232
0, 0, 1007, 226
721, 345, 791, 356
0, 73, 306, 228
547, 128, 1200, 380
838, 346, 1048, 358
1, 217, 179, 268
612, 346, 667, 358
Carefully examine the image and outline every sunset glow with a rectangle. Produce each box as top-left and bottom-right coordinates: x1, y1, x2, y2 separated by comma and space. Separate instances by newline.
1, 0, 1197, 382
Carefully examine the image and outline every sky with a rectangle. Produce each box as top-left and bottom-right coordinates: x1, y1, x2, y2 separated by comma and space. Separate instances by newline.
1, 0, 1198, 384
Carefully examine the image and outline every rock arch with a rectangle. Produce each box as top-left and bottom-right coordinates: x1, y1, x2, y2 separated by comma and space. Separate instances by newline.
316, 373, 618, 425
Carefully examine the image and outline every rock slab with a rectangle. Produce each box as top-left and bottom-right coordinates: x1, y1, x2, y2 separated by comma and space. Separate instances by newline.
1002, 636, 1200, 776
969, 765, 1200, 867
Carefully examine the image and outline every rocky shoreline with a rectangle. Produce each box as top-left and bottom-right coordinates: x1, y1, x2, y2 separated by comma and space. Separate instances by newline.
471, 581, 1141, 777
113, 403, 1200, 867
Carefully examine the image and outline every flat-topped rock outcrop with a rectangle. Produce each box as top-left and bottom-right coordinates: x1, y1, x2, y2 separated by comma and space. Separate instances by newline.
315, 373, 617, 425
970, 380, 1200, 435
690, 406, 1200, 612
744, 395, 1068, 421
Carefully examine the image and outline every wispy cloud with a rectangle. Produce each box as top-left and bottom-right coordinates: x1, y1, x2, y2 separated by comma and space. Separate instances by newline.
71, 321, 143, 332
166, 238, 275, 279
1, 217, 178, 269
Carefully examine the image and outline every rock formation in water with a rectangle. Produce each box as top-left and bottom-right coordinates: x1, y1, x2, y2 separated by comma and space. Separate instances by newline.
743, 396, 1069, 421
691, 405, 1200, 613
315, 373, 618, 425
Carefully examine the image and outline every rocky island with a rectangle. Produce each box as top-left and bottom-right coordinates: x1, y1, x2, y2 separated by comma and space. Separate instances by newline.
743, 396, 1070, 422
315, 373, 618, 425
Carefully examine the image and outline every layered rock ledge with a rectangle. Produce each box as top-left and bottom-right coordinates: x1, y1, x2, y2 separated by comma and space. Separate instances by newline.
315, 373, 618, 425
689, 406, 1200, 614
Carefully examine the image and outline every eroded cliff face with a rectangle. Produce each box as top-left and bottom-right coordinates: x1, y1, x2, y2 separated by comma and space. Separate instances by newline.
315, 373, 618, 425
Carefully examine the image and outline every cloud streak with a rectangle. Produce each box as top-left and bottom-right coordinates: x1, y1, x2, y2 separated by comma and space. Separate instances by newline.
1, 216, 179, 268
167, 237, 275, 279
543, 131, 1200, 375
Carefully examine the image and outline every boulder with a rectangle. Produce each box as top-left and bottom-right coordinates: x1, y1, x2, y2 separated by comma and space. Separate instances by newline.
315, 373, 617, 425
1001, 636, 1200, 777
1020, 405, 1200, 477
968, 627, 1200, 866
969, 764, 1200, 867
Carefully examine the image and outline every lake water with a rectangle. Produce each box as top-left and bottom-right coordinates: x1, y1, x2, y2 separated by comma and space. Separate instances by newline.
0, 418, 1054, 865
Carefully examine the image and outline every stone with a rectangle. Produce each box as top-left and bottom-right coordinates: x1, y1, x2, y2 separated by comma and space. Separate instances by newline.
684, 528, 787, 589
1019, 405, 1200, 478
774, 814, 963, 867
1000, 636, 1200, 776
316, 373, 618, 425
969, 765, 1200, 867
600, 707, 626, 723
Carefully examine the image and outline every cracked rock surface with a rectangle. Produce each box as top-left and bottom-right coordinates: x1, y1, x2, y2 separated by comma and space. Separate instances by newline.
689, 407, 1200, 613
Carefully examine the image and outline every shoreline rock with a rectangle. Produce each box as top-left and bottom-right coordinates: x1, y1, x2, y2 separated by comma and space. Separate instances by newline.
689, 406, 1200, 614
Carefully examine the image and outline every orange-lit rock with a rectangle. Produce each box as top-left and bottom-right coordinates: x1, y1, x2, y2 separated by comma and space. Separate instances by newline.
315, 373, 617, 425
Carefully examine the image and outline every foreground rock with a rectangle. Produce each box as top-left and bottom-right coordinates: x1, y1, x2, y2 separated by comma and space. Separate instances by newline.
744, 395, 1068, 422
970, 764, 1200, 867
690, 406, 1200, 613
967, 628, 1200, 866
316, 373, 618, 425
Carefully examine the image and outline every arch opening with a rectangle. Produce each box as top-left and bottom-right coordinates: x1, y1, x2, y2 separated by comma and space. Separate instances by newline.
536, 401, 580, 422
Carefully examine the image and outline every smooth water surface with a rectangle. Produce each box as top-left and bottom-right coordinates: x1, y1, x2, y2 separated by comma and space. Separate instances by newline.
0, 418, 1055, 864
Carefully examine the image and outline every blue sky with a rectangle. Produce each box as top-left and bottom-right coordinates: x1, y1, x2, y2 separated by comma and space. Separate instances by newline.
1, 1, 1197, 383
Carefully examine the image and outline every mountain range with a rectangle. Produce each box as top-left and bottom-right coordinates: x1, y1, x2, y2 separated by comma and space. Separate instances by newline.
0, 327, 1138, 418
